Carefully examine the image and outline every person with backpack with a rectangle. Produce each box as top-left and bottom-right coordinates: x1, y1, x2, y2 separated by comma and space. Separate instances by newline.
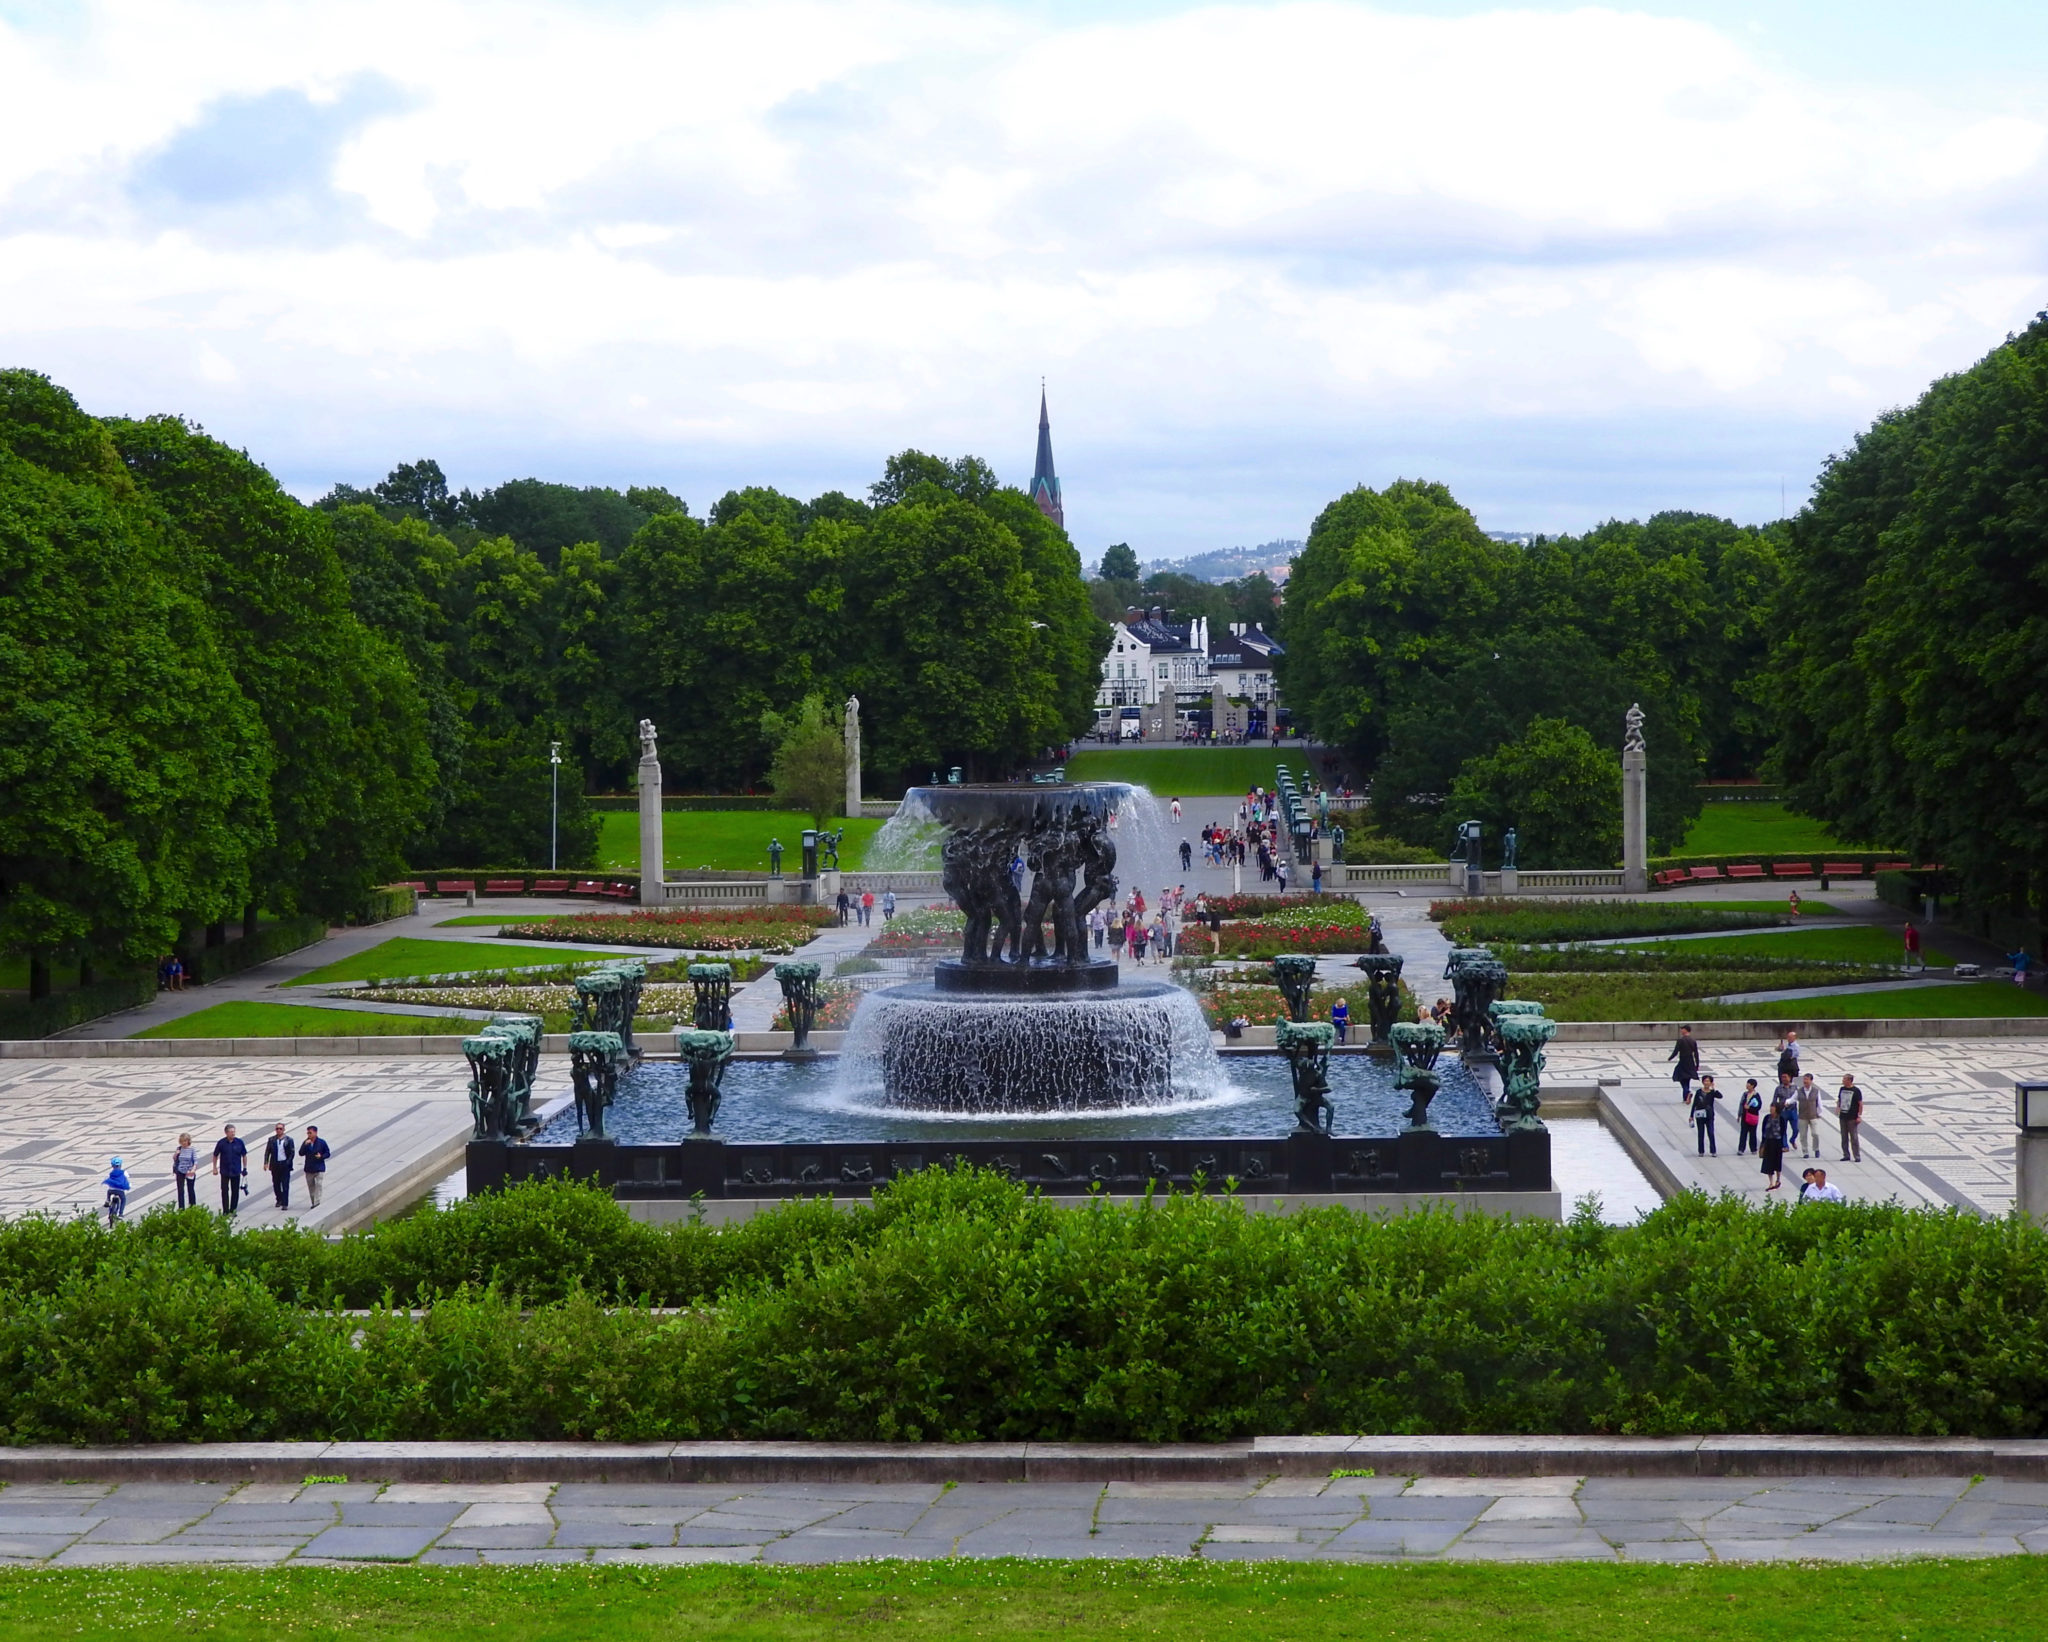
1668, 1026, 1700, 1103
1691, 1076, 1722, 1155
1737, 1079, 1764, 1155
1776, 1031, 1801, 1080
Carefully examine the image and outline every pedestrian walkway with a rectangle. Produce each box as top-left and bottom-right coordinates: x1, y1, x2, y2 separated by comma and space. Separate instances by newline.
5, 1473, 2044, 1565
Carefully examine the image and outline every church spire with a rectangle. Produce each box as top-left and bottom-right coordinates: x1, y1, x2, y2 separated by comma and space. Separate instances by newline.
1030, 383, 1064, 529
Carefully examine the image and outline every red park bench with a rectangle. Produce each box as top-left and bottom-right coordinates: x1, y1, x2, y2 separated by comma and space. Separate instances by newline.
399, 881, 428, 894
1822, 862, 1865, 877
571, 880, 604, 896
1654, 869, 1690, 887
484, 879, 527, 895
1771, 862, 1812, 878
1688, 866, 1725, 881
600, 882, 636, 899
531, 879, 571, 894
1725, 863, 1767, 880
434, 879, 474, 896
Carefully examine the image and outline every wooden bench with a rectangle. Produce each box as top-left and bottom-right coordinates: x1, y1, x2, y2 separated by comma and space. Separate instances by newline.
1821, 862, 1864, 878
1771, 862, 1812, 878
1654, 869, 1691, 887
399, 881, 429, 894
532, 879, 571, 894
434, 879, 474, 895
571, 880, 604, 896
1725, 864, 1766, 880
1688, 866, 1725, 881
484, 878, 527, 895
600, 882, 636, 899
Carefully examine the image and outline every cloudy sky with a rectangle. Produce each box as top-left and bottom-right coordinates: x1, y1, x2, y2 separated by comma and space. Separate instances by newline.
2, 0, 2044, 558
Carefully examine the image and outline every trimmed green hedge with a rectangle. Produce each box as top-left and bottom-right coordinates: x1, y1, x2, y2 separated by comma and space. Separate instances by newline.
588, 796, 783, 812
179, 916, 327, 985
0, 974, 155, 1040
355, 886, 416, 925
1, 1174, 2044, 1444
1433, 898, 1783, 944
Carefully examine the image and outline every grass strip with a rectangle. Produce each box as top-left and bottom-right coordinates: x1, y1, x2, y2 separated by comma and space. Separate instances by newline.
0, 1558, 2037, 1640
1613, 927, 1948, 966
1678, 800, 1869, 855
134, 1002, 480, 1039
596, 811, 885, 873
286, 938, 635, 988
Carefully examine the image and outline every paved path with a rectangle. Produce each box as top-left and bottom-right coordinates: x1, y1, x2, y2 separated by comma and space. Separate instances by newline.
1546, 1037, 2048, 1215
5, 1474, 2044, 1565
0, 1055, 541, 1231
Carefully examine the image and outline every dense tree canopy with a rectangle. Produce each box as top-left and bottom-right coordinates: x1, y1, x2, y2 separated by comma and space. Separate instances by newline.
1280, 480, 1785, 859
0, 374, 269, 978
1769, 314, 2048, 927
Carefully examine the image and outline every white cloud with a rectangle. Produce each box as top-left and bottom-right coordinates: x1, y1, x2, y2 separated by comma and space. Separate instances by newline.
0, 0, 2043, 544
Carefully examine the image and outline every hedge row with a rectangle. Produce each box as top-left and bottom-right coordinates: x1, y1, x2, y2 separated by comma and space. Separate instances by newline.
179, 915, 328, 986
0, 974, 156, 1041
1, 1175, 2044, 1445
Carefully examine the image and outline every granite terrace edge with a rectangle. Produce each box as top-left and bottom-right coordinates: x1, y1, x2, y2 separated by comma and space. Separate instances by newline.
1, 1437, 2043, 1485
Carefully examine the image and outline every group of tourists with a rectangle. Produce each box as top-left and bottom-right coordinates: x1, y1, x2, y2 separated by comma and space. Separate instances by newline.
105, 1121, 333, 1225
1091, 884, 1205, 964
156, 954, 188, 991
1669, 1025, 1866, 1193
833, 886, 897, 927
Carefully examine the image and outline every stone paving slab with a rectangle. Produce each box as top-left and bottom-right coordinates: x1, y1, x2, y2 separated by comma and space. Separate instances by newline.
3, 1473, 2044, 1565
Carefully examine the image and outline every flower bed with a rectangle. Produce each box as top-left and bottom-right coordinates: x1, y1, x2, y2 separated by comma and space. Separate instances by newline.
866, 906, 965, 952
1431, 897, 1782, 945
1195, 979, 1412, 1030
771, 983, 862, 1032
498, 906, 833, 954
1208, 898, 1372, 957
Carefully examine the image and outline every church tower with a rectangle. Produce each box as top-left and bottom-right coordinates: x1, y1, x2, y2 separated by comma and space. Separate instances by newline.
1030, 386, 1064, 530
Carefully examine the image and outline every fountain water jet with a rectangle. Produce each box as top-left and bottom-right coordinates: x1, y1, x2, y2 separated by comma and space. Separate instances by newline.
838, 781, 1226, 1112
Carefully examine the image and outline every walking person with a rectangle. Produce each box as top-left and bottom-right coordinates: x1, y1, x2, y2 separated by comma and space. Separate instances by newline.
881, 888, 896, 922
2009, 949, 2032, 987
1777, 1071, 1801, 1152
212, 1124, 247, 1215
1691, 1076, 1721, 1155
1170, 797, 1182, 822
861, 890, 875, 926
1797, 1072, 1822, 1159
1129, 916, 1149, 965
171, 1132, 199, 1209
1902, 921, 1924, 972
835, 888, 851, 927
1736, 1079, 1764, 1155
1837, 1074, 1864, 1162
1759, 1101, 1786, 1191
1311, 859, 1323, 895
263, 1122, 296, 1211
1180, 838, 1193, 873
1668, 1025, 1700, 1103
102, 1156, 130, 1226
1776, 1030, 1801, 1081
300, 1126, 331, 1210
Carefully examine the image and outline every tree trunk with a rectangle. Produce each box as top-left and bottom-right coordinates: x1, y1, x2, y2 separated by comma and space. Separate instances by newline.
27, 954, 50, 1001
206, 919, 227, 949
78, 957, 95, 988
242, 902, 260, 942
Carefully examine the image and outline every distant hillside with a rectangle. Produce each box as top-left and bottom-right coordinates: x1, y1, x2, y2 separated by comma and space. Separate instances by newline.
1140, 539, 1301, 583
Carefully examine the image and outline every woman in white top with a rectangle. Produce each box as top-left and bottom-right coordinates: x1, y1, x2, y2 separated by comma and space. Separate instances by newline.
172, 1132, 199, 1210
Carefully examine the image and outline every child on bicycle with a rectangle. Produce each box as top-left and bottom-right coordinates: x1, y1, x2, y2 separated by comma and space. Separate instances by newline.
102, 1156, 130, 1226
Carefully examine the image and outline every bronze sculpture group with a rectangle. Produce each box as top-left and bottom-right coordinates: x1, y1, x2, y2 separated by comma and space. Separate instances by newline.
938, 794, 1118, 967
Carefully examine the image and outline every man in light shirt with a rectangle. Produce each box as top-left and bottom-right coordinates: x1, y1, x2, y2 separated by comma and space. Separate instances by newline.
1799, 1167, 1846, 1204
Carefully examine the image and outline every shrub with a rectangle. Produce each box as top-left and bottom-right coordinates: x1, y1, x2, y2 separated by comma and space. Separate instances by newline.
3, 1177, 2047, 1443
1432, 898, 1784, 944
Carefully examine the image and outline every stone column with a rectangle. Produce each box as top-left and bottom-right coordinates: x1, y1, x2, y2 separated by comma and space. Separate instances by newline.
844, 695, 862, 819
2020, 1132, 2048, 1226
637, 719, 664, 907
1621, 703, 1648, 894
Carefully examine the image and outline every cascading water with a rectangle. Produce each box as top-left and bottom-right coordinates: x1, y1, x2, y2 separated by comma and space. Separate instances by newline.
836, 781, 1230, 1113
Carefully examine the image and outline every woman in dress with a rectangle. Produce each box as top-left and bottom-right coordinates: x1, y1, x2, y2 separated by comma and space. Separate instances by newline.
1759, 1100, 1787, 1191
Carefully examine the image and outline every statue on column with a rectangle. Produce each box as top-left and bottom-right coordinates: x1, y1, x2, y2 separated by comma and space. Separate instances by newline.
1623, 703, 1645, 754
639, 718, 659, 760
843, 695, 862, 819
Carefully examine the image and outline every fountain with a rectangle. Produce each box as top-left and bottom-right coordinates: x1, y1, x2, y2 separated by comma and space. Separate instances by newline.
837, 783, 1221, 1112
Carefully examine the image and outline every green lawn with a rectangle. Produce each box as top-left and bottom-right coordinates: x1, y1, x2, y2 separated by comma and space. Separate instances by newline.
1728, 981, 2048, 1019
0, 1558, 2033, 1641
597, 810, 884, 873
1064, 746, 1300, 795
1678, 801, 1870, 856
1621, 926, 1949, 966
135, 1002, 477, 1038
286, 937, 630, 987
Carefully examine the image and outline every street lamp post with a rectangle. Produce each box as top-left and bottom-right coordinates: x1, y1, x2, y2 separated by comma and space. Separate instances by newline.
549, 740, 562, 871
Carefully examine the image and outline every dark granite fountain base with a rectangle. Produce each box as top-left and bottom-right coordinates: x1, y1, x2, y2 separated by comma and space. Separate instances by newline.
931, 958, 1120, 995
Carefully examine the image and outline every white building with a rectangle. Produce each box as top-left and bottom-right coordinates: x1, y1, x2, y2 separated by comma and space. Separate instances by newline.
1095, 610, 1216, 735
1209, 623, 1283, 707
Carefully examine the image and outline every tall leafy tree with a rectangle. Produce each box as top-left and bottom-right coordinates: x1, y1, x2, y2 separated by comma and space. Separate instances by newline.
0, 373, 268, 985
1448, 718, 1622, 869
1771, 314, 2048, 933
106, 416, 436, 921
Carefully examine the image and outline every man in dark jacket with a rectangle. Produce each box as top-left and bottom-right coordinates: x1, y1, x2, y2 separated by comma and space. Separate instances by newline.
211, 1124, 247, 1215
262, 1122, 296, 1210
1668, 1026, 1701, 1102
1690, 1076, 1722, 1155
